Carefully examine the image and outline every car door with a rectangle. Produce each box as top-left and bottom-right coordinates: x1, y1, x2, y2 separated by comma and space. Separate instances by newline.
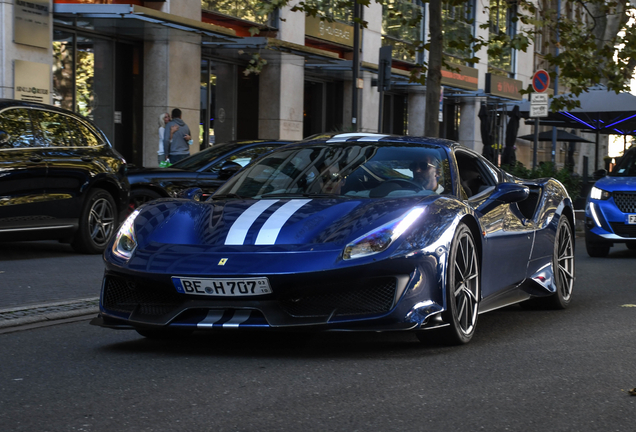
0, 107, 50, 229
31, 109, 106, 220
196, 144, 280, 199
455, 150, 535, 297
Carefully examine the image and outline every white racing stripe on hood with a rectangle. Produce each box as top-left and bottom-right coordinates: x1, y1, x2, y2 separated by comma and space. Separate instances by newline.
255, 199, 311, 245
225, 200, 278, 245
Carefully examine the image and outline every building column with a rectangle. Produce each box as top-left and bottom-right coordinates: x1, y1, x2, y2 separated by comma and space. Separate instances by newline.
407, 87, 427, 136
458, 97, 482, 151
258, 51, 304, 140
142, 27, 201, 167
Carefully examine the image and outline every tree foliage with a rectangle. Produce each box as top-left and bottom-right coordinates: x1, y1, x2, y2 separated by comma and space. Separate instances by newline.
250, 0, 636, 136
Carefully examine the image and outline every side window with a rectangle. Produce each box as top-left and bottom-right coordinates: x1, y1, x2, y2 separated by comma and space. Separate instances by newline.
206, 146, 276, 173
35, 110, 70, 147
66, 117, 100, 147
0, 108, 37, 149
455, 151, 497, 198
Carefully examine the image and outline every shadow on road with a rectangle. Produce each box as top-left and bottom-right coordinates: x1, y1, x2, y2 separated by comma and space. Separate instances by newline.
0, 240, 83, 261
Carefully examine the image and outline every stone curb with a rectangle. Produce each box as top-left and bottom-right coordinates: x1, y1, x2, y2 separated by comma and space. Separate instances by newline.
0, 297, 99, 329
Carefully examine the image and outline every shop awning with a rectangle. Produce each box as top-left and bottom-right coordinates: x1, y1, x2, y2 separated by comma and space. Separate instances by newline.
54, 3, 237, 42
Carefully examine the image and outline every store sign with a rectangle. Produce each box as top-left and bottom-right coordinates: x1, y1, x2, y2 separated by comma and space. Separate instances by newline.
485, 73, 523, 100
440, 64, 478, 91
14, 60, 51, 104
14, 0, 51, 49
305, 16, 354, 47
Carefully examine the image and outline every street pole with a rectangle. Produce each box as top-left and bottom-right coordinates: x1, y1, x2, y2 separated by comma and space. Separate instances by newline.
351, 1, 360, 132
533, 118, 539, 170
551, 0, 561, 165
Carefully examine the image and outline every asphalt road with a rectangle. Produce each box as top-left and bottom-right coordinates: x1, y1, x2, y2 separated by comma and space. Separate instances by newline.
0, 239, 635, 431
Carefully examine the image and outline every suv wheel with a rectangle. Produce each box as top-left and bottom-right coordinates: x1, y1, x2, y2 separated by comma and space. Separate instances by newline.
71, 188, 117, 254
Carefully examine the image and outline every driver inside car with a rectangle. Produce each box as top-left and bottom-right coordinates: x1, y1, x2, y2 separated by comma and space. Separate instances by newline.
410, 156, 444, 194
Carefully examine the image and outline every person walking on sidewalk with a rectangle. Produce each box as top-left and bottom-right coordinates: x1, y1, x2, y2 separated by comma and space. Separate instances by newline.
164, 108, 192, 164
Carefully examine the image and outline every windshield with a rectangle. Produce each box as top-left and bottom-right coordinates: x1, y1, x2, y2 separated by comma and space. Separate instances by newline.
610, 149, 636, 177
214, 142, 452, 199
171, 141, 261, 170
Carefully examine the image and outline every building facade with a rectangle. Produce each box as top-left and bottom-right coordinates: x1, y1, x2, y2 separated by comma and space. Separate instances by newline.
0, 0, 603, 173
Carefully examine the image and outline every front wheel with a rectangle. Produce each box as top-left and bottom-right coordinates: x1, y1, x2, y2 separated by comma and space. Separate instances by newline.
71, 188, 117, 254
585, 232, 610, 257
129, 188, 162, 214
419, 223, 480, 345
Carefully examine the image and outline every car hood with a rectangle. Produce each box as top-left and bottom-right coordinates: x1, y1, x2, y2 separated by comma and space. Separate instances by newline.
134, 196, 432, 251
595, 175, 636, 192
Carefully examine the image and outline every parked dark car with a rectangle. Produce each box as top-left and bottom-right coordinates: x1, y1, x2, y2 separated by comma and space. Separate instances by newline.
127, 140, 290, 211
0, 99, 129, 253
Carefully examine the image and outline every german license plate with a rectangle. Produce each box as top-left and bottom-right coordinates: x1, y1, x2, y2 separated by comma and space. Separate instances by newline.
627, 214, 636, 224
172, 277, 272, 296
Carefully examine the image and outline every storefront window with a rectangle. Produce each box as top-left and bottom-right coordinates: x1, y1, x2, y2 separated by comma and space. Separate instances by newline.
202, 0, 273, 25
382, 0, 424, 63
488, 0, 516, 76
442, 0, 474, 63
52, 31, 114, 141
52, 30, 74, 112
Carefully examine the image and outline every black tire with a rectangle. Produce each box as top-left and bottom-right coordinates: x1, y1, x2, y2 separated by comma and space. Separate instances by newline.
71, 188, 117, 254
136, 328, 193, 340
585, 234, 610, 257
418, 223, 480, 345
129, 188, 162, 213
541, 217, 575, 309
626, 242, 636, 251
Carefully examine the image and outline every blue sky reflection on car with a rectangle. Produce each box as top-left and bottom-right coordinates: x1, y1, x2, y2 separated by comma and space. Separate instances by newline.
93, 133, 575, 345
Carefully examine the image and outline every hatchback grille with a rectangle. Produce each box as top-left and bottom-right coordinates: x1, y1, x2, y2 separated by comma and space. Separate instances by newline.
102, 276, 183, 316
609, 222, 636, 238
613, 192, 636, 213
279, 278, 397, 318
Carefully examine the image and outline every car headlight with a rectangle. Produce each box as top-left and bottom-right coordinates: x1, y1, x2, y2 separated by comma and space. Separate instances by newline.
343, 207, 425, 260
590, 186, 611, 200
112, 209, 140, 260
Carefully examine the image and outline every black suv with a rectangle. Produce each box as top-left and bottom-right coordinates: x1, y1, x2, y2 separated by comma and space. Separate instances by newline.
0, 100, 129, 253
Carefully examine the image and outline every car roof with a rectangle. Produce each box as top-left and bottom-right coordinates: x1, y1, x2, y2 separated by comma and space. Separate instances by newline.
300, 132, 460, 150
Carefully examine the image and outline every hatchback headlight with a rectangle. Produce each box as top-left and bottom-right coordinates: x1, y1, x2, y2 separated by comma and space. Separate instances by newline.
113, 209, 140, 260
344, 207, 425, 260
590, 186, 611, 200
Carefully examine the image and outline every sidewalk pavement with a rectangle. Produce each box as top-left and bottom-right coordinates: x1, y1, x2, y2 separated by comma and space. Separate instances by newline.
0, 240, 105, 331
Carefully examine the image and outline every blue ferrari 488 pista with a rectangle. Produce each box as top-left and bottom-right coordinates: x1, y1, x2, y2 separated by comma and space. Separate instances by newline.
92, 133, 575, 344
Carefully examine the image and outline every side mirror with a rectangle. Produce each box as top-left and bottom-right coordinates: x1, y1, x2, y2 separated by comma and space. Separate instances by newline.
0, 131, 9, 144
178, 187, 203, 201
218, 161, 242, 180
593, 169, 607, 180
477, 183, 529, 214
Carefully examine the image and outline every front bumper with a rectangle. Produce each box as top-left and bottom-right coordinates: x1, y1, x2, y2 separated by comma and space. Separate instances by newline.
92, 255, 445, 332
585, 200, 636, 243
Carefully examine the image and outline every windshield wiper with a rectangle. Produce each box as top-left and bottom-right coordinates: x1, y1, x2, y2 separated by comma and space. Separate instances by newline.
260, 192, 351, 199
212, 193, 245, 200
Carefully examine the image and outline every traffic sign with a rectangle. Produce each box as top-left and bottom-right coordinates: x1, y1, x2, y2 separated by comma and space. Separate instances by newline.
532, 70, 550, 93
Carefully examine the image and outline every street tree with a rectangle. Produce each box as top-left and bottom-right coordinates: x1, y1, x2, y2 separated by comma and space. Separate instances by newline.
250, 0, 636, 137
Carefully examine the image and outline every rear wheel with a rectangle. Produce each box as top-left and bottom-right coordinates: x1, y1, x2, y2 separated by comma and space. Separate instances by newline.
626, 242, 636, 251
543, 217, 575, 309
418, 223, 480, 345
71, 188, 117, 254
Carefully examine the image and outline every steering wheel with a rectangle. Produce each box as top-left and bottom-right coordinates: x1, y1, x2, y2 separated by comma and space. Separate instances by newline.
369, 178, 424, 198
382, 178, 424, 190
